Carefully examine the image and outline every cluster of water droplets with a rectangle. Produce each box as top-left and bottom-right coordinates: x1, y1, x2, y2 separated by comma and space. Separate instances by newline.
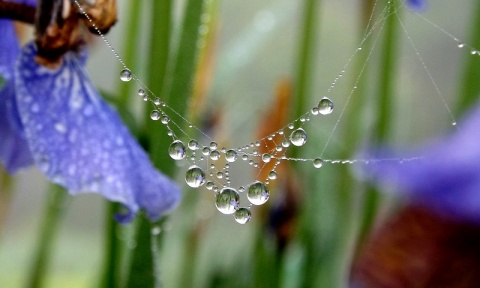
120, 68, 335, 224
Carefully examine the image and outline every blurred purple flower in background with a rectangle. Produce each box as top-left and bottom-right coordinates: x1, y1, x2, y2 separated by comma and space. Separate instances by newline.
365, 103, 480, 224
0, 0, 180, 223
406, 0, 427, 11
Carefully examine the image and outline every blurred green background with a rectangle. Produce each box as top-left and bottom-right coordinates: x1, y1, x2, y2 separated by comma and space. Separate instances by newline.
0, 0, 477, 287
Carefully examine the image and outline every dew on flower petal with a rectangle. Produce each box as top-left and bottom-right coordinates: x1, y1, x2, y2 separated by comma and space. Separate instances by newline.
215, 188, 240, 214
234, 208, 252, 224
185, 165, 206, 188
150, 110, 161, 120
225, 149, 238, 162
262, 153, 272, 163
168, 140, 186, 160
313, 158, 324, 168
268, 171, 277, 180
247, 181, 269, 205
120, 69, 132, 82
290, 128, 307, 146
318, 97, 334, 115
210, 150, 221, 161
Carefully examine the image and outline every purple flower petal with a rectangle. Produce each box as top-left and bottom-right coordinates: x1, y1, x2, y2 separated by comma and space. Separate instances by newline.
15, 42, 181, 223
0, 19, 34, 172
406, 0, 427, 11
364, 105, 480, 223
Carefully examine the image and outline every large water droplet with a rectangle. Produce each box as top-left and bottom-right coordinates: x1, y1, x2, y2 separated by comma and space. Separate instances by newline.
234, 208, 251, 224
215, 187, 240, 214
313, 158, 324, 168
120, 69, 132, 82
185, 165, 206, 188
168, 140, 186, 160
225, 149, 238, 162
150, 110, 160, 120
290, 128, 307, 146
318, 97, 334, 115
247, 181, 269, 205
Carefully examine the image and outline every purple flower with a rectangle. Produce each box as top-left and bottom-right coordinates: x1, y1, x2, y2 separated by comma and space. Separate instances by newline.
406, 0, 427, 11
0, 3, 180, 223
364, 104, 480, 224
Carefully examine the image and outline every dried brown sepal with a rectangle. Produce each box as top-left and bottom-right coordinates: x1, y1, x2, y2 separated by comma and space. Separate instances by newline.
351, 205, 480, 288
77, 0, 117, 34
0, 0, 35, 24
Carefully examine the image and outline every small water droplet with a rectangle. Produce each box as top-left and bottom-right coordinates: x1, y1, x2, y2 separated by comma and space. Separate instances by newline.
242, 154, 248, 161
150, 110, 161, 120
300, 116, 306, 122
206, 181, 215, 190
458, 42, 465, 48
209, 141, 218, 150
120, 69, 132, 82
138, 89, 145, 96
210, 150, 221, 161
255, 141, 261, 147
282, 139, 290, 148
452, 122, 457, 126
318, 97, 334, 115
471, 50, 479, 55
216, 171, 224, 179
262, 153, 272, 163
313, 158, 324, 168
311, 107, 319, 115
225, 149, 238, 162
188, 140, 199, 150
161, 115, 170, 124
234, 208, 251, 224
153, 98, 161, 105
167, 130, 173, 136
215, 188, 240, 214
268, 171, 277, 180
202, 147, 211, 155
247, 181, 269, 205
238, 186, 245, 193
168, 140, 186, 160
143, 95, 148, 101
185, 165, 206, 188
275, 146, 282, 152
290, 128, 307, 146
288, 123, 294, 129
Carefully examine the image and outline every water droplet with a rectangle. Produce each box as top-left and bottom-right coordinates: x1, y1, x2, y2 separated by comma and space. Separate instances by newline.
120, 69, 132, 82
458, 42, 465, 48
168, 140, 186, 160
313, 158, 324, 168
275, 146, 282, 152
210, 141, 218, 150
151, 226, 161, 235
318, 97, 334, 115
234, 208, 251, 224
300, 116, 306, 122
290, 128, 307, 146
262, 153, 272, 163
247, 181, 269, 205
215, 188, 240, 214
452, 122, 457, 126
238, 186, 245, 192
282, 139, 290, 148
288, 123, 294, 129
311, 107, 319, 115
153, 98, 161, 105
268, 171, 277, 180
216, 171, 224, 179
150, 110, 161, 120
167, 130, 173, 136
210, 150, 221, 161
242, 154, 248, 161
138, 89, 145, 96
161, 116, 170, 124
225, 149, 238, 162
206, 181, 215, 190
471, 50, 479, 55
255, 141, 261, 147
185, 165, 206, 188
188, 140, 199, 150
202, 147, 211, 155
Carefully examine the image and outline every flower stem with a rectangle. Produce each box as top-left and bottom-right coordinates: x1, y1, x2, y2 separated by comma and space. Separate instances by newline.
26, 184, 67, 288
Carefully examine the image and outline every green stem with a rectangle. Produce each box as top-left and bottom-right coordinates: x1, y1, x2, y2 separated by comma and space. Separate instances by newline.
26, 184, 67, 288
358, 0, 400, 244
457, 0, 480, 116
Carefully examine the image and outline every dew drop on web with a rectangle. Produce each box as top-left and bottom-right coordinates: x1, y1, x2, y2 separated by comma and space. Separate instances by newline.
290, 128, 307, 146
185, 165, 206, 188
150, 110, 160, 121
313, 158, 324, 168
318, 97, 334, 115
210, 150, 221, 161
225, 149, 238, 162
262, 153, 272, 163
234, 207, 251, 224
168, 140, 187, 160
120, 69, 132, 82
188, 140, 199, 150
247, 181, 269, 205
215, 187, 240, 214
